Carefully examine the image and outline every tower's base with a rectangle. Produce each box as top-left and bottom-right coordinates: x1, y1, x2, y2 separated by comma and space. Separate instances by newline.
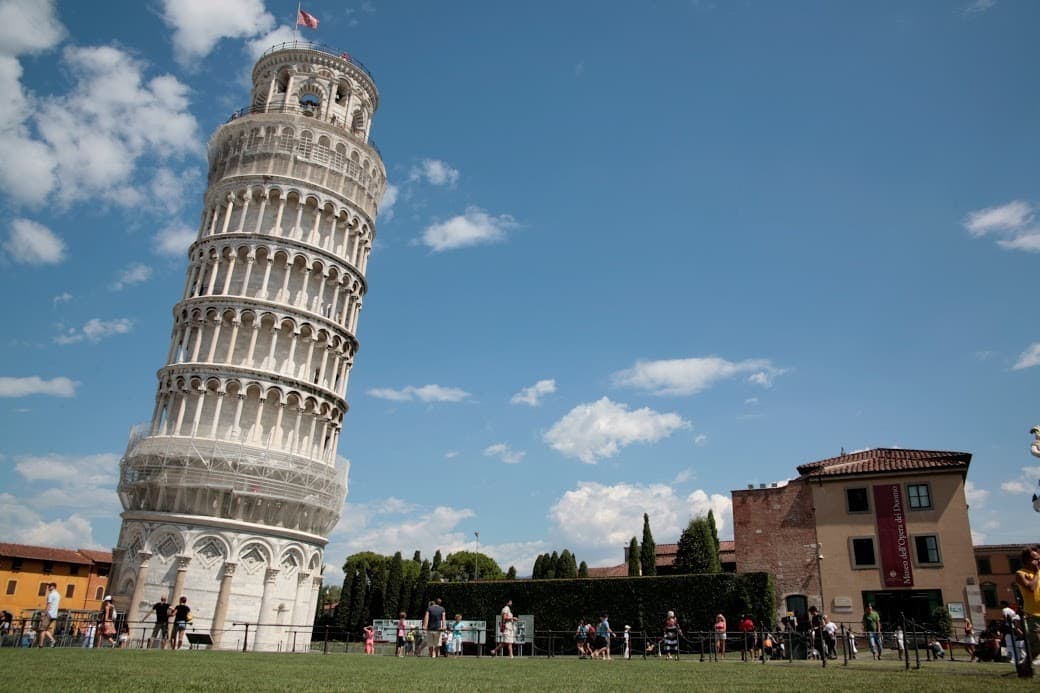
111, 515, 325, 652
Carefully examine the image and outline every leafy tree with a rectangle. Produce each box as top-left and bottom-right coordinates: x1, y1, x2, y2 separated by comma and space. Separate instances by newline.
627, 537, 640, 576
507, 565, 517, 580
384, 552, 404, 618
557, 550, 578, 579
439, 551, 504, 582
933, 607, 952, 638
578, 561, 588, 578
640, 514, 657, 576
674, 516, 721, 574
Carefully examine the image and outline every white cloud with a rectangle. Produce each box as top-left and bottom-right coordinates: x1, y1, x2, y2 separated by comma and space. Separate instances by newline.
367, 384, 471, 402
378, 182, 399, 222
161, 0, 275, 65
4, 219, 66, 264
1001, 480, 1029, 494
1014, 343, 1040, 370
965, 200, 1031, 235
694, 434, 707, 446
444, 450, 459, 459
963, 200, 1040, 253
52, 292, 72, 305
0, 376, 77, 397
543, 397, 690, 464
744, 397, 759, 405
483, 443, 526, 464
549, 481, 733, 562
510, 378, 556, 406
54, 318, 133, 345
409, 159, 460, 187
0, 0, 65, 57
246, 25, 296, 61
420, 206, 519, 252
964, 481, 990, 508
154, 222, 198, 257
574, 60, 585, 77
111, 262, 152, 291
962, 0, 997, 15
612, 356, 787, 396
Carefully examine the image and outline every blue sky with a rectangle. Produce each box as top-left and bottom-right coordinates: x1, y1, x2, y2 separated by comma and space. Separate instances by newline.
1, 0, 1038, 585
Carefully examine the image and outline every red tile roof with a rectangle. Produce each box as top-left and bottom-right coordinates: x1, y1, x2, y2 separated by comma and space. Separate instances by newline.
0, 542, 92, 565
586, 565, 628, 578
76, 549, 113, 564
796, 448, 970, 479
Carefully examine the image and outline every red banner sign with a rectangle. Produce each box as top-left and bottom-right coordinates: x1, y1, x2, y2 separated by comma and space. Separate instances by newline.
873, 484, 913, 588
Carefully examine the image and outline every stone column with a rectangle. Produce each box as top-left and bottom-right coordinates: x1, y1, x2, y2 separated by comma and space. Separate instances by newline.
289, 571, 312, 651
128, 551, 153, 624
210, 561, 236, 648
171, 555, 191, 603
254, 567, 280, 651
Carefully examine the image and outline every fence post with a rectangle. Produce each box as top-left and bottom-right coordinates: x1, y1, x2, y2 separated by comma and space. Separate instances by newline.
241, 623, 250, 652
323, 624, 329, 654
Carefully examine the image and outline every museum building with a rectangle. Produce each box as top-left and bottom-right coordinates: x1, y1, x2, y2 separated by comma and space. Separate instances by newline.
732, 448, 981, 629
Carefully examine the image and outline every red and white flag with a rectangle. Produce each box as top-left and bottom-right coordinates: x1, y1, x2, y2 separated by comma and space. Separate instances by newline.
297, 9, 319, 29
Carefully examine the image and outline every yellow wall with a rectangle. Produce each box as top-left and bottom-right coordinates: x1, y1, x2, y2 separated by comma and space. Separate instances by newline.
0, 557, 104, 616
811, 471, 976, 626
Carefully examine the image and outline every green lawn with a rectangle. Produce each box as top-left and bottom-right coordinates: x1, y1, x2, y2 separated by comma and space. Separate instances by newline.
0, 649, 1032, 692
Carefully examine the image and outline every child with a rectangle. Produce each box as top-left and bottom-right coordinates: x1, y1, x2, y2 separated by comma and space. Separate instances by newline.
363, 625, 375, 654
450, 614, 464, 657
396, 612, 407, 657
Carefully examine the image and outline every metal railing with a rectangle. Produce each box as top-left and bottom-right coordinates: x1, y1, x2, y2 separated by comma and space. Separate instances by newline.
256, 41, 374, 81
222, 103, 381, 159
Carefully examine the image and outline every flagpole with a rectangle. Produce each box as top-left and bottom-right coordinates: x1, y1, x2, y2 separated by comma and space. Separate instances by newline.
293, 2, 300, 43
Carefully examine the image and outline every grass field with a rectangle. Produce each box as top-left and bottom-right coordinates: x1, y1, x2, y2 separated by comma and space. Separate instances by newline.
0, 649, 1033, 692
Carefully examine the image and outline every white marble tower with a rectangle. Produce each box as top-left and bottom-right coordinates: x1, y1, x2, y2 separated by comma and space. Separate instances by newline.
112, 42, 386, 651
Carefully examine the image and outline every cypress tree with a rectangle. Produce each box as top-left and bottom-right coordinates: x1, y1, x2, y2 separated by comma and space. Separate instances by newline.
334, 570, 354, 633
558, 550, 577, 578
413, 550, 422, 564
707, 509, 721, 557
640, 513, 657, 576
507, 565, 517, 580
675, 517, 718, 574
384, 552, 403, 618
346, 559, 368, 633
433, 550, 443, 572
578, 561, 589, 578
410, 559, 431, 616
548, 551, 559, 579
627, 537, 640, 576
532, 554, 545, 580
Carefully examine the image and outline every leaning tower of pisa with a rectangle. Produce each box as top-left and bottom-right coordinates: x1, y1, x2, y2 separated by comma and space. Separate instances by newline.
112, 42, 386, 651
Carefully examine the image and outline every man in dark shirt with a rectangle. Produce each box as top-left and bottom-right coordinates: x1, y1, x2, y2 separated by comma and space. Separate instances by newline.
148, 595, 171, 649
422, 598, 446, 658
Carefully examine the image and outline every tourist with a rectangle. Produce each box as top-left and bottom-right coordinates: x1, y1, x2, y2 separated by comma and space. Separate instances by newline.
662, 611, 681, 660
808, 606, 824, 660
395, 612, 407, 657
593, 613, 615, 660
449, 614, 464, 656
172, 596, 191, 650
862, 604, 882, 660
148, 595, 171, 649
894, 626, 905, 660
37, 582, 59, 648
575, 618, 590, 658
822, 616, 837, 659
492, 599, 516, 658
739, 613, 757, 661
963, 618, 977, 661
714, 613, 727, 659
363, 624, 375, 654
1015, 545, 1040, 667
623, 625, 631, 659
98, 595, 117, 647
422, 598, 446, 658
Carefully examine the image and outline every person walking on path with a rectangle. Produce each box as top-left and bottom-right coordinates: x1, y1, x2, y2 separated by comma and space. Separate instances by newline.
395, 612, 407, 657
148, 596, 171, 649
1015, 544, 1040, 668
98, 595, 117, 647
714, 614, 727, 659
862, 604, 882, 660
172, 596, 191, 650
422, 599, 446, 658
37, 582, 59, 648
963, 619, 977, 661
492, 600, 516, 658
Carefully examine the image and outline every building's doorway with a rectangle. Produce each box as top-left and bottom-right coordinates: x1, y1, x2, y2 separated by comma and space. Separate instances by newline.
862, 589, 943, 629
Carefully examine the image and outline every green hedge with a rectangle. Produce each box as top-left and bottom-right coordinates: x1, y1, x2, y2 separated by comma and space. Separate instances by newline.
425, 572, 775, 636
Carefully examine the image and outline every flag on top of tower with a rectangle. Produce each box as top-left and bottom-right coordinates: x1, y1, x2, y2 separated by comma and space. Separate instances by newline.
297, 9, 319, 29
